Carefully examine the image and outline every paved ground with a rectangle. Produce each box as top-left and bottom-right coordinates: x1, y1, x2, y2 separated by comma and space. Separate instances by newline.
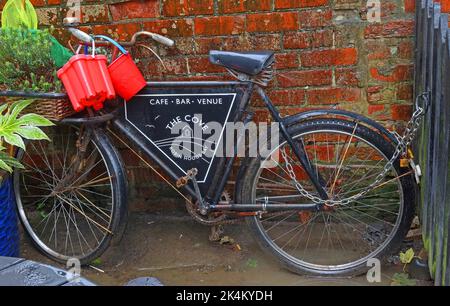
20, 210, 415, 286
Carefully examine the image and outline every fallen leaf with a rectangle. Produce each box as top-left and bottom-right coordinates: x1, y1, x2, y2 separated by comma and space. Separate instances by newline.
400, 248, 415, 264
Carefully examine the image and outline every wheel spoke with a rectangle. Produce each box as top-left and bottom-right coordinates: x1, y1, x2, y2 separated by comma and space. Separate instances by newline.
250, 126, 406, 272
16, 125, 116, 261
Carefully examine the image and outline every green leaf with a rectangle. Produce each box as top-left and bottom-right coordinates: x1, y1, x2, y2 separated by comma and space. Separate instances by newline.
0, 103, 8, 114
0, 159, 13, 173
16, 126, 49, 141
8, 100, 34, 121
3, 133, 25, 150
400, 248, 415, 265
0, 153, 24, 169
391, 273, 417, 286
18, 113, 54, 127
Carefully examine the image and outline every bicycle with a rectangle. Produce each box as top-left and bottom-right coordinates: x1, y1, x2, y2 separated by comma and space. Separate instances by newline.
9, 17, 420, 277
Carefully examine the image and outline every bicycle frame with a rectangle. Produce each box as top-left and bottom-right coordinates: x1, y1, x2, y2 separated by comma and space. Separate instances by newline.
104, 80, 329, 213
1, 80, 398, 213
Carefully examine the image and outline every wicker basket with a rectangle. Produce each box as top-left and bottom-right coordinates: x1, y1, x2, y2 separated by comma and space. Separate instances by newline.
26, 98, 75, 121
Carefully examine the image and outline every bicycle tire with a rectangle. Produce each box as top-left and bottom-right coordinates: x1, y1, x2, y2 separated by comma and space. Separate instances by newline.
237, 118, 415, 276
14, 125, 128, 265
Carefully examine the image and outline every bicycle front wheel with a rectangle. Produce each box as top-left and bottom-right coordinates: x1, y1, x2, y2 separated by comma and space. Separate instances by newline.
238, 118, 415, 276
14, 125, 128, 265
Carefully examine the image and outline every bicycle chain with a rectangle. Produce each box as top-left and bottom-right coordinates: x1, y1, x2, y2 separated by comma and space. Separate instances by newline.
281, 92, 430, 207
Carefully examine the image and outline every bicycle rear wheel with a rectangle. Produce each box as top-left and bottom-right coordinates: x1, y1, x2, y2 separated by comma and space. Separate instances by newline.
238, 118, 415, 276
14, 125, 128, 265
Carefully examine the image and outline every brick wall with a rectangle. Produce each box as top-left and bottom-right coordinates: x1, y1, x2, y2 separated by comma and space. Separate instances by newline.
0, 0, 428, 210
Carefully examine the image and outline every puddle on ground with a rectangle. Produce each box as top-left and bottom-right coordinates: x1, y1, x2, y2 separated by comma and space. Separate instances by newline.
20, 213, 416, 286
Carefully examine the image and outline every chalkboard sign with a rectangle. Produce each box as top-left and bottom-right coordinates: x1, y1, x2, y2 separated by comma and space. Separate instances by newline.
118, 86, 245, 190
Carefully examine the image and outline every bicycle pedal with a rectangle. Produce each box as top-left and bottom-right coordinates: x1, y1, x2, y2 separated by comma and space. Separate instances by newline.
176, 177, 189, 188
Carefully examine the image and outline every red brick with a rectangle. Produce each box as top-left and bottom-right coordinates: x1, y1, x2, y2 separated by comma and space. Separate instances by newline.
248, 34, 281, 50
300, 48, 358, 67
30, 0, 45, 7
110, 0, 159, 21
247, 12, 299, 33
277, 70, 332, 87
144, 19, 194, 37
366, 41, 392, 60
162, 0, 214, 17
367, 85, 383, 94
284, 30, 333, 49
367, 86, 384, 103
397, 84, 413, 100
275, 53, 299, 69
279, 107, 317, 117
218, 0, 271, 14
81, 5, 110, 24
404, 0, 415, 13
195, 35, 257, 53
306, 88, 361, 104
364, 20, 415, 38
398, 41, 414, 59
92, 23, 141, 40
368, 104, 385, 115
223, 36, 252, 51
267, 89, 306, 106
284, 32, 310, 49
155, 58, 189, 75
379, 2, 398, 19
188, 57, 224, 73
194, 16, 245, 36
299, 9, 332, 28
370, 65, 413, 82
195, 37, 224, 54
440, 0, 450, 13
336, 68, 359, 86
275, 0, 328, 9
391, 104, 413, 121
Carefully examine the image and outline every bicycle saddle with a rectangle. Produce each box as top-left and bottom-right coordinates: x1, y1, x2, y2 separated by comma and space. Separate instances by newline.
209, 50, 275, 76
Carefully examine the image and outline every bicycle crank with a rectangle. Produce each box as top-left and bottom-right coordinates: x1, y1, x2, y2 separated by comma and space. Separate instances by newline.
185, 191, 232, 226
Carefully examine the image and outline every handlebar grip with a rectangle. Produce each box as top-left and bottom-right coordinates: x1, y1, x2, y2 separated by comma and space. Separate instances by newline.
152, 34, 175, 47
69, 28, 92, 43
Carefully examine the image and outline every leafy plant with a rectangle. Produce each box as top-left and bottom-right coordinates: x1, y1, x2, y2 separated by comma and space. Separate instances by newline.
400, 248, 416, 271
391, 272, 417, 286
0, 100, 53, 174
0, 27, 62, 92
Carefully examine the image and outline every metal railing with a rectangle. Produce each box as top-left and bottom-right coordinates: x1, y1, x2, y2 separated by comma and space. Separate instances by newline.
415, 0, 450, 286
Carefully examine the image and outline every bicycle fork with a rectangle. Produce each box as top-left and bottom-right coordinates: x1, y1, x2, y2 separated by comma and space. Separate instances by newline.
255, 86, 329, 201
210, 87, 329, 213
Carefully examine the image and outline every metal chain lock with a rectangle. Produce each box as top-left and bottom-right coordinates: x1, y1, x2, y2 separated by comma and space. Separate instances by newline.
281, 92, 430, 207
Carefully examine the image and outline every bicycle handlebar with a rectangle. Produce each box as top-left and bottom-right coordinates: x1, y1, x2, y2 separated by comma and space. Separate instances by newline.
69, 28, 92, 43
67, 25, 175, 48
148, 33, 175, 47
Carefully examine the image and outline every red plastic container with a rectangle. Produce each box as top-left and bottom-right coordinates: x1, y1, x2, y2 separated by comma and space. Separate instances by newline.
57, 54, 116, 112
94, 35, 146, 101
108, 53, 146, 101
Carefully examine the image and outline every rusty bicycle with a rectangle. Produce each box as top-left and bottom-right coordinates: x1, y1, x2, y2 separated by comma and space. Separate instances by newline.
7, 17, 419, 277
